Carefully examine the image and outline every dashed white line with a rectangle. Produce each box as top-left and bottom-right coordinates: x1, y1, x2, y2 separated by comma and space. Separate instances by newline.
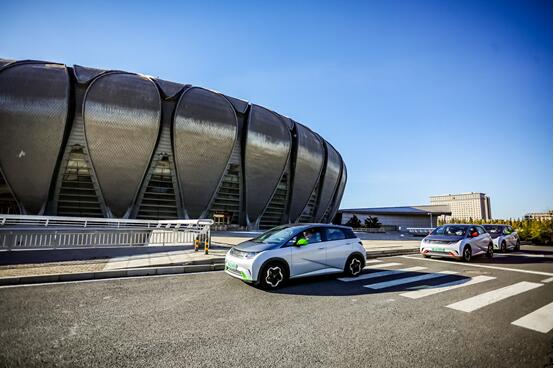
400, 275, 496, 299
364, 271, 458, 290
338, 266, 426, 282
511, 303, 553, 333
446, 281, 543, 313
400, 255, 553, 276
364, 262, 402, 269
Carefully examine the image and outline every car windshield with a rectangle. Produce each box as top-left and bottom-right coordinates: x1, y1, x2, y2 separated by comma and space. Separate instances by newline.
431, 225, 468, 236
483, 225, 502, 234
251, 225, 299, 245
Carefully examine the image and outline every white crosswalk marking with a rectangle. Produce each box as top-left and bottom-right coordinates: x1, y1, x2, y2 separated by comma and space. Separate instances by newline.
446, 281, 543, 313
364, 262, 402, 270
511, 303, 553, 333
399, 275, 496, 299
338, 266, 426, 282
540, 277, 553, 283
364, 270, 458, 290
364, 259, 383, 265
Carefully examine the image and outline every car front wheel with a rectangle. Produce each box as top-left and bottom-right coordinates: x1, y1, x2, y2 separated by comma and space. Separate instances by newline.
344, 254, 364, 277
259, 262, 288, 289
486, 243, 494, 258
500, 241, 507, 253
462, 246, 472, 262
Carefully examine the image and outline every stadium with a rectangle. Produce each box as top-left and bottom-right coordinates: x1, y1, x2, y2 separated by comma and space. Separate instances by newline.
0, 59, 346, 229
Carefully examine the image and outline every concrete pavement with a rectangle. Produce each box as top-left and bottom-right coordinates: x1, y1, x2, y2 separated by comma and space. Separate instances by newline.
0, 249, 551, 367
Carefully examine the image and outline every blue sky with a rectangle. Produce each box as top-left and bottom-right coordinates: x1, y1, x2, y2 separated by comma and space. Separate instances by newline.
1, 0, 551, 218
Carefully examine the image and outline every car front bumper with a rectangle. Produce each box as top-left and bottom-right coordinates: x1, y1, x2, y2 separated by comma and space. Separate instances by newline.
420, 243, 462, 259
224, 253, 255, 283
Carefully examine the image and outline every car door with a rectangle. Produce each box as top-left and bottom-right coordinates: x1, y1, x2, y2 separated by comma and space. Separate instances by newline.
323, 227, 352, 270
467, 226, 483, 255
476, 226, 489, 252
504, 226, 516, 248
290, 227, 327, 277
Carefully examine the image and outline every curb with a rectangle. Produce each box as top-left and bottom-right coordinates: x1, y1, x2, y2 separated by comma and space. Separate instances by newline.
366, 248, 420, 258
0, 263, 225, 286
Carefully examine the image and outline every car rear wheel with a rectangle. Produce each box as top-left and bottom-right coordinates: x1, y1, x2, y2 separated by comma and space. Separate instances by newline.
486, 243, 494, 258
500, 241, 507, 253
259, 262, 288, 289
462, 246, 472, 262
344, 254, 364, 277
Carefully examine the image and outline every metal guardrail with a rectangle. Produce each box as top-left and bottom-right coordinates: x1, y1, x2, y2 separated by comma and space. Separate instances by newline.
406, 227, 434, 236
0, 215, 214, 252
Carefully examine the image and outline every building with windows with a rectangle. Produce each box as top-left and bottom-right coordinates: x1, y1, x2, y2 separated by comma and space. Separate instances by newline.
430, 192, 491, 220
524, 211, 553, 221
335, 205, 452, 230
0, 59, 346, 229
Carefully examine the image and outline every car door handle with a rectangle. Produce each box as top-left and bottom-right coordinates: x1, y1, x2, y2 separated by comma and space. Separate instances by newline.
318, 247, 324, 250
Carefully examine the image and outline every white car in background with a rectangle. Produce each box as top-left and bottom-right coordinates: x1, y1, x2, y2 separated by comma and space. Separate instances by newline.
225, 224, 366, 289
483, 224, 520, 252
420, 224, 494, 262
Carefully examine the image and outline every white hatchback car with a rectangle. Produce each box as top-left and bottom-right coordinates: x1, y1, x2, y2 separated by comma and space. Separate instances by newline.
420, 224, 494, 262
225, 224, 366, 288
483, 224, 520, 252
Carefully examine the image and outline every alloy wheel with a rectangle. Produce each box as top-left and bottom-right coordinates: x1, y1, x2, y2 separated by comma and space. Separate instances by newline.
265, 266, 284, 288
349, 258, 362, 275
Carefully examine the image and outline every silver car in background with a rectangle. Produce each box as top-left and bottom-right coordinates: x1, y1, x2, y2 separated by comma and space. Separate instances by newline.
483, 224, 520, 252
420, 224, 494, 262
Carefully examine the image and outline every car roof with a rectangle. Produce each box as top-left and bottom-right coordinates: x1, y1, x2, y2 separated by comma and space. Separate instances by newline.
283, 223, 353, 231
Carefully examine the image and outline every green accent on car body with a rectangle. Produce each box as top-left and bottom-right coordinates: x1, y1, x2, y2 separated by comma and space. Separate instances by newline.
296, 238, 309, 246
240, 271, 250, 280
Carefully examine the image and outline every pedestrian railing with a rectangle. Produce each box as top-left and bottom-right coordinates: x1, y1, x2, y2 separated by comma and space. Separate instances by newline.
406, 227, 434, 236
0, 215, 214, 253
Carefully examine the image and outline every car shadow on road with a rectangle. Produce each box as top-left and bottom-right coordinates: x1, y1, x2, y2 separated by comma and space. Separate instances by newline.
269, 270, 473, 297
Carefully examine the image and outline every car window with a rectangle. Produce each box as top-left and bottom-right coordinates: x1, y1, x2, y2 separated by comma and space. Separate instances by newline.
477, 226, 486, 235
468, 227, 478, 236
483, 225, 502, 235
297, 228, 323, 244
325, 228, 346, 241
503, 227, 513, 235
431, 225, 468, 236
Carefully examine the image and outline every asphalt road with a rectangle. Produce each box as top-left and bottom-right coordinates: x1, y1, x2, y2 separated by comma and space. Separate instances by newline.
0, 247, 552, 368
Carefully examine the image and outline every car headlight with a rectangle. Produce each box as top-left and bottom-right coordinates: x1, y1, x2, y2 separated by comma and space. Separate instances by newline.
243, 252, 258, 259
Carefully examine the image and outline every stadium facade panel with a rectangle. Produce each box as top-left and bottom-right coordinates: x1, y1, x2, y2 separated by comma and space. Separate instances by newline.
0, 59, 346, 229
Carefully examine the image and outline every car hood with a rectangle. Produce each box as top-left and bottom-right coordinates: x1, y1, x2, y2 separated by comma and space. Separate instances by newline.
425, 235, 464, 243
234, 240, 278, 252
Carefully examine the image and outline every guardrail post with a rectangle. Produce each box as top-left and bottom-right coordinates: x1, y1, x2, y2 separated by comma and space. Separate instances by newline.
204, 232, 209, 255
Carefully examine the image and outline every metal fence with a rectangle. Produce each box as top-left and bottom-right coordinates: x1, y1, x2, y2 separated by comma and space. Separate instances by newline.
406, 227, 434, 236
0, 215, 214, 251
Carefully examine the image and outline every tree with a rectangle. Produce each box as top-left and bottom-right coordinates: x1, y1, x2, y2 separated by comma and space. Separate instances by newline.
345, 215, 361, 228
364, 216, 382, 229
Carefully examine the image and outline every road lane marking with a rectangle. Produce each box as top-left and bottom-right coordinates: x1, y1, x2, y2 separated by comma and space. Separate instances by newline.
364, 271, 458, 290
364, 259, 383, 265
399, 275, 496, 299
364, 262, 402, 269
338, 266, 426, 282
511, 303, 553, 333
400, 255, 553, 276
540, 277, 553, 283
501, 253, 553, 259
446, 281, 543, 313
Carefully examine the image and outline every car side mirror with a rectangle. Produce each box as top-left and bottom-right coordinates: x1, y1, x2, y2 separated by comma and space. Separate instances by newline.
296, 238, 309, 246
